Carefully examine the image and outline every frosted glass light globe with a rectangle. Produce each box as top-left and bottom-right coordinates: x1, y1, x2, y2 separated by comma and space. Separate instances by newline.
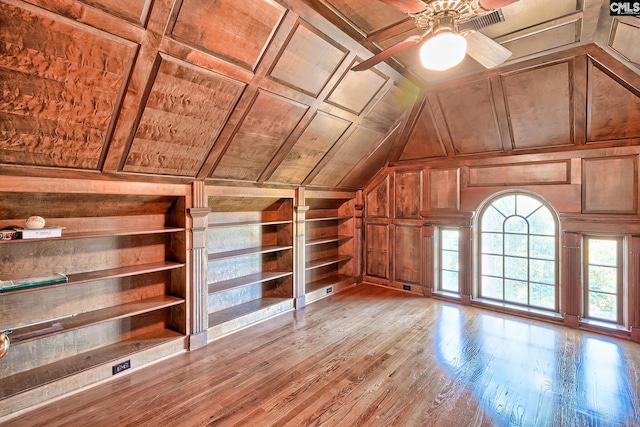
419, 32, 467, 71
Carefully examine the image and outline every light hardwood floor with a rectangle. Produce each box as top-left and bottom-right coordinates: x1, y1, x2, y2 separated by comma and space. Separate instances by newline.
4, 284, 640, 426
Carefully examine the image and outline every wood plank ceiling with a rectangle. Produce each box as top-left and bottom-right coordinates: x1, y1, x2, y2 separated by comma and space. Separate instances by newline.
0, 0, 638, 189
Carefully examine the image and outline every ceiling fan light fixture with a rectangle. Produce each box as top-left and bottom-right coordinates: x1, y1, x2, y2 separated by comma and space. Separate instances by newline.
419, 31, 467, 71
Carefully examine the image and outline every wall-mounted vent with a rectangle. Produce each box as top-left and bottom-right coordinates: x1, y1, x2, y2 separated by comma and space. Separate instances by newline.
459, 9, 505, 32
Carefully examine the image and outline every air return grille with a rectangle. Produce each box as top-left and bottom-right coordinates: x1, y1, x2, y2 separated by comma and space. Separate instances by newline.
459, 9, 505, 32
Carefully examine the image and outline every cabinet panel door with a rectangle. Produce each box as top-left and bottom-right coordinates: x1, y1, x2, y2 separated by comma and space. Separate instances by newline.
366, 224, 389, 279
394, 225, 421, 285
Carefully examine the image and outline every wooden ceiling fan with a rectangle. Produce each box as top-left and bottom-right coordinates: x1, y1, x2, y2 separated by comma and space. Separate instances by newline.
352, 0, 519, 72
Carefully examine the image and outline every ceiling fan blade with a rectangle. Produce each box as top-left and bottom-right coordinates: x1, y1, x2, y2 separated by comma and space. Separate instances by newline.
352, 34, 424, 71
376, 0, 426, 14
464, 31, 512, 69
477, 0, 519, 11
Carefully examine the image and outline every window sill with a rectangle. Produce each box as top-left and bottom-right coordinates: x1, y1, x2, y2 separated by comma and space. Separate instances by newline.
471, 298, 564, 323
579, 318, 630, 339
431, 290, 462, 302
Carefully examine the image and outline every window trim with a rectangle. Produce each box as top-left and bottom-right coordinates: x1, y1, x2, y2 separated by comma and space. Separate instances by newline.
476, 191, 560, 313
582, 235, 625, 326
437, 227, 460, 295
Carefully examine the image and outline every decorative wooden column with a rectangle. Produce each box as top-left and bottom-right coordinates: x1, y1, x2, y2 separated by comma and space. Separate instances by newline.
562, 231, 581, 328
294, 187, 308, 308
630, 236, 640, 343
422, 225, 435, 297
459, 225, 472, 305
187, 181, 210, 350
354, 190, 364, 282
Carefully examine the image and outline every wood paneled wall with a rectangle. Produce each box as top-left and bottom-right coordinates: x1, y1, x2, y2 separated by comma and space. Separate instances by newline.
364, 146, 640, 340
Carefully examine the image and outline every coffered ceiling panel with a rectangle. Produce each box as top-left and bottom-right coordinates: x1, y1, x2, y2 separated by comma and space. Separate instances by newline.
587, 59, 640, 142
268, 21, 348, 97
501, 21, 580, 61
436, 79, 503, 155
311, 125, 383, 187
325, 66, 388, 115
0, 1, 136, 170
77, 0, 152, 26
502, 61, 572, 149
608, 18, 640, 65
211, 90, 309, 181
398, 100, 446, 161
323, 0, 407, 35
169, 0, 286, 70
365, 84, 416, 128
123, 55, 246, 177
340, 125, 400, 188
268, 111, 351, 185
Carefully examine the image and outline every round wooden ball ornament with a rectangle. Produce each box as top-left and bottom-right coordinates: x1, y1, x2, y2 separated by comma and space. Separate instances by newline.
25, 216, 46, 229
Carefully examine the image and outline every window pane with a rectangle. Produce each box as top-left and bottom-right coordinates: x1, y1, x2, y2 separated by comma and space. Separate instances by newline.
531, 283, 555, 309
482, 233, 503, 255
442, 229, 459, 251
481, 275, 503, 299
588, 265, 617, 293
530, 259, 555, 285
492, 195, 515, 217
516, 195, 542, 218
528, 207, 555, 236
589, 239, 617, 267
505, 279, 528, 304
442, 250, 459, 271
530, 236, 555, 260
482, 206, 505, 232
482, 254, 503, 277
504, 216, 528, 234
505, 256, 528, 281
505, 234, 528, 257
441, 270, 459, 292
588, 292, 617, 321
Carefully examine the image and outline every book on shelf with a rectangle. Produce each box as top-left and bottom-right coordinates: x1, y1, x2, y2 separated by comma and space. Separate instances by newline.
14, 226, 65, 239
0, 273, 68, 292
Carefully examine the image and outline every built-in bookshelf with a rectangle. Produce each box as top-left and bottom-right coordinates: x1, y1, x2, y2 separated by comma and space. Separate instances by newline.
0, 177, 190, 419
206, 188, 295, 340
304, 194, 356, 304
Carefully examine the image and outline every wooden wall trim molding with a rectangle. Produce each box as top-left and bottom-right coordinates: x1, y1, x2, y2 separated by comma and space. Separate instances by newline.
562, 231, 581, 327
421, 212, 474, 227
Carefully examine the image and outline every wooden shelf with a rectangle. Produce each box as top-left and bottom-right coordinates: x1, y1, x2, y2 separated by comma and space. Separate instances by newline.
306, 274, 353, 293
9, 296, 185, 344
208, 297, 292, 327
1, 261, 185, 295
208, 220, 292, 228
208, 245, 293, 261
0, 329, 183, 400
0, 227, 185, 244
305, 255, 352, 270
208, 271, 293, 294
305, 235, 352, 246
305, 216, 351, 222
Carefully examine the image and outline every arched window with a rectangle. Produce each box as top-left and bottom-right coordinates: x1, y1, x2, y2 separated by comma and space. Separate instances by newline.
478, 192, 558, 311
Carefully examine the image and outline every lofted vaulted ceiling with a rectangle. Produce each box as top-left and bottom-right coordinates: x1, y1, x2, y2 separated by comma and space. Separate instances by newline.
0, 0, 638, 189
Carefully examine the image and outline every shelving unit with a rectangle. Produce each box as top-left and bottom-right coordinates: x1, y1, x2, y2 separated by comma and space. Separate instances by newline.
206, 188, 295, 341
0, 177, 190, 418
304, 194, 356, 304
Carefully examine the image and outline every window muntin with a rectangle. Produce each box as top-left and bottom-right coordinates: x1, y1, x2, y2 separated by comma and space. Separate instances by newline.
479, 193, 557, 311
439, 229, 460, 293
583, 237, 623, 325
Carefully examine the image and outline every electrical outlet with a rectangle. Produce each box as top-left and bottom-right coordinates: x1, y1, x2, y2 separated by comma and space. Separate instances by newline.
326, 287, 333, 294
402, 285, 411, 291
112, 360, 131, 375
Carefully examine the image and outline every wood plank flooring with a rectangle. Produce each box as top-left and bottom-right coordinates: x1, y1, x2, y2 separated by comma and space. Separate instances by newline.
4, 284, 640, 426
